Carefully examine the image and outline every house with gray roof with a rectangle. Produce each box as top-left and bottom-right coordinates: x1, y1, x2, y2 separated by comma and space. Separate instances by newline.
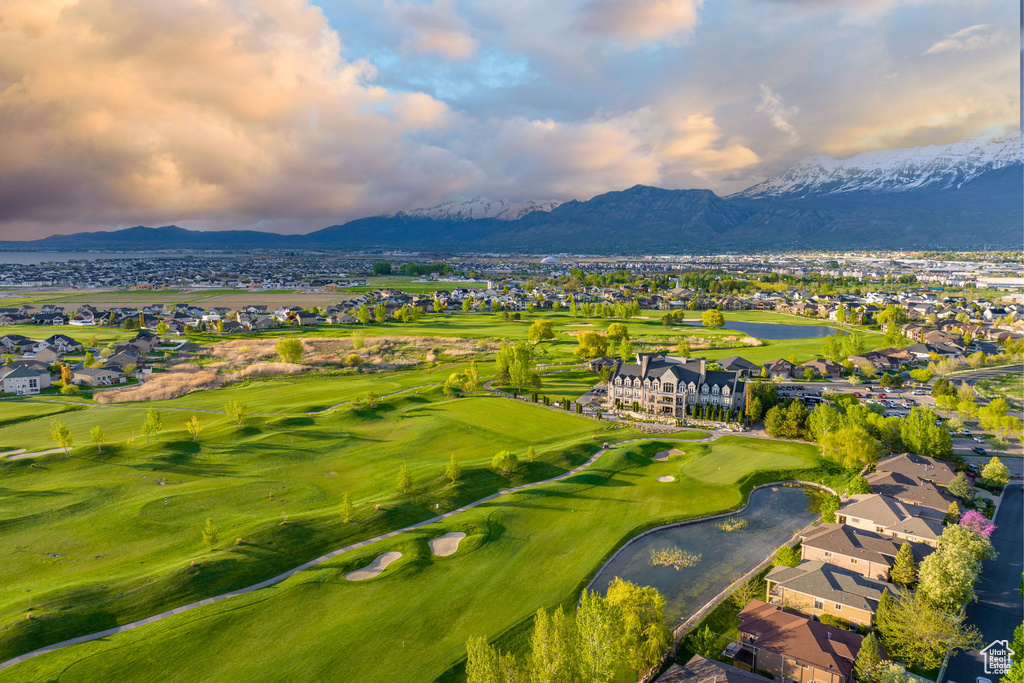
657, 655, 769, 683
873, 453, 955, 488
864, 471, 955, 515
717, 356, 760, 377
608, 353, 745, 418
766, 561, 899, 626
800, 523, 932, 581
837, 494, 945, 547
0, 365, 51, 395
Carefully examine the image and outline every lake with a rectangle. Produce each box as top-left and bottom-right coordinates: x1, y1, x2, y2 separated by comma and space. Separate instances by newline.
681, 320, 846, 339
589, 486, 821, 624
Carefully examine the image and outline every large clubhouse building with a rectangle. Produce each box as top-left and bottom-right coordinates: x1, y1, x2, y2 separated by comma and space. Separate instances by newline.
608, 353, 746, 417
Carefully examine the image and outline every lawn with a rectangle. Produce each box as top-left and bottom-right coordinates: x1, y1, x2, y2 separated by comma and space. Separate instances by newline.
0, 436, 847, 682
681, 437, 818, 485
0, 388, 637, 663
0, 324, 139, 347
975, 373, 1024, 409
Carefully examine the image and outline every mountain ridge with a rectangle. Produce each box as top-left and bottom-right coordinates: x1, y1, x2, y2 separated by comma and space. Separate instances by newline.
2, 136, 1020, 252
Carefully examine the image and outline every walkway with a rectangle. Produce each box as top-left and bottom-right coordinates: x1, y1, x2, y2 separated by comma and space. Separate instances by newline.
0, 434, 702, 672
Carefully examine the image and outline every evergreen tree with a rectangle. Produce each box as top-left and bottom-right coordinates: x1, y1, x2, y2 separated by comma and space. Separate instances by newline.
855, 631, 883, 682
890, 542, 917, 587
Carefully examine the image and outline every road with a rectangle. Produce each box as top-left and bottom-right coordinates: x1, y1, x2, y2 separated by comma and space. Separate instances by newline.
943, 483, 1024, 683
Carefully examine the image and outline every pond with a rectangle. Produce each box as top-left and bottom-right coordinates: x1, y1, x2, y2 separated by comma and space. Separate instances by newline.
680, 321, 845, 340
589, 486, 822, 624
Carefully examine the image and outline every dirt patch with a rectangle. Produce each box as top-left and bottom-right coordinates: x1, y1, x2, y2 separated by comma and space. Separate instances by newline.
428, 532, 467, 557
345, 551, 402, 581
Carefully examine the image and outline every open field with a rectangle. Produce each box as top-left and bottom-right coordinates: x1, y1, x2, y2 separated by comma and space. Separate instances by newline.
0, 386, 639, 663
975, 372, 1024, 409
0, 436, 846, 682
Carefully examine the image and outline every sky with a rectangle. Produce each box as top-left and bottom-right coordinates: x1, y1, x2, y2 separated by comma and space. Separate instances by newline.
0, 0, 1017, 239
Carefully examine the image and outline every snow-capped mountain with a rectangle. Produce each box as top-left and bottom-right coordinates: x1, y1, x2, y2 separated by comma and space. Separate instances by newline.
387, 197, 562, 221
736, 136, 1022, 199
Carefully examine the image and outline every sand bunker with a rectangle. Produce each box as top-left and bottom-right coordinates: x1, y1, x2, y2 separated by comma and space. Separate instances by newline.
428, 532, 467, 557
345, 551, 402, 581
657, 476, 676, 483
653, 448, 684, 462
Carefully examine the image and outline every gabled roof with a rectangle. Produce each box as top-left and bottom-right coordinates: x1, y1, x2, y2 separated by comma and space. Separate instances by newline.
765, 561, 898, 613
738, 600, 863, 675
800, 523, 931, 566
864, 471, 955, 514
658, 656, 769, 683
0, 366, 47, 380
874, 453, 955, 487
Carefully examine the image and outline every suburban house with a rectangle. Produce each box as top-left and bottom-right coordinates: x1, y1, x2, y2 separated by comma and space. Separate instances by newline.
729, 600, 863, 683
32, 347, 62, 365
905, 342, 963, 360
873, 453, 956, 488
800, 359, 845, 379
0, 365, 51, 395
0, 334, 41, 354
836, 494, 945, 547
657, 655, 768, 683
864, 471, 955, 516
608, 353, 746, 418
42, 334, 83, 354
800, 523, 932, 581
763, 359, 799, 380
72, 367, 125, 386
765, 561, 899, 626
718, 356, 761, 377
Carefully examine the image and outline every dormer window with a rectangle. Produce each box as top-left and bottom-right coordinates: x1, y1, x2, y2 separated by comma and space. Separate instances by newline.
701, 384, 709, 394
712, 385, 719, 395
652, 382, 659, 392
615, 377, 622, 385
723, 386, 730, 396
688, 383, 696, 393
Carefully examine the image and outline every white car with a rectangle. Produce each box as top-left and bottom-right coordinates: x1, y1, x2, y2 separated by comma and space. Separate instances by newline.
974, 436, 985, 443
913, 390, 926, 395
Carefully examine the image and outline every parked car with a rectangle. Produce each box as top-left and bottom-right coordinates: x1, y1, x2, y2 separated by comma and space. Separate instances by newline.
973, 436, 985, 443
971, 446, 986, 455
878, 393, 887, 398
853, 392, 862, 397
913, 390, 926, 395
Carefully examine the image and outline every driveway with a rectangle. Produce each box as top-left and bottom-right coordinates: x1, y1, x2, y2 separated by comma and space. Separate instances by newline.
942, 483, 1024, 683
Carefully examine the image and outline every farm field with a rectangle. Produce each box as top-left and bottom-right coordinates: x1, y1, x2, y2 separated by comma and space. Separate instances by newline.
0, 436, 845, 682
0, 387, 638, 663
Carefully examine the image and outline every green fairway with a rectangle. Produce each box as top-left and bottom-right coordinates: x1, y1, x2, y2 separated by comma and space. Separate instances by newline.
0, 324, 139, 347
0, 387, 638, 663
0, 436, 847, 682
681, 436, 818, 484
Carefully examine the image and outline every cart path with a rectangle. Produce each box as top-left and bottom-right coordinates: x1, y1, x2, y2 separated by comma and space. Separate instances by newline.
0, 433, 719, 672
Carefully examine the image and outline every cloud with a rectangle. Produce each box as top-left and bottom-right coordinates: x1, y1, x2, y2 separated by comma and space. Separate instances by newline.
577, 0, 704, 42
924, 24, 1000, 54
392, 0, 478, 60
755, 85, 800, 143
0, 0, 478, 236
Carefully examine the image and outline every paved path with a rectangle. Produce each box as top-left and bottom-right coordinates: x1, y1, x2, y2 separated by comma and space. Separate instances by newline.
0, 434, 700, 672
943, 483, 1023, 683
6, 448, 67, 460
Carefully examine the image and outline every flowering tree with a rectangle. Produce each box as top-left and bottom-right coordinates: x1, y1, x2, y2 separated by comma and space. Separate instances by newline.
959, 509, 996, 538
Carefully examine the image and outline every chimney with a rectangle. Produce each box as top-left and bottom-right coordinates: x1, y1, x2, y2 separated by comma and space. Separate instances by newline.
700, 357, 706, 376
639, 353, 650, 377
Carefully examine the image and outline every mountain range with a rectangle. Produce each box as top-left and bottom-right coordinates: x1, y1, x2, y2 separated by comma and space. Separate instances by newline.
4, 136, 1020, 253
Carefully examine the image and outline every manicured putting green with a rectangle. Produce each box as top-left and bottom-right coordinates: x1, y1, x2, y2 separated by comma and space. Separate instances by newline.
682, 437, 817, 485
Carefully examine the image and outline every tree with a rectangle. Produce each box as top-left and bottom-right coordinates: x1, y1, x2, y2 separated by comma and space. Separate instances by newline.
465, 361, 481, 394
528, 606, 577, 683
492, 450, 518, 475
981, 456, 1011, 489
156, 321, 169, 335
340, 492, 353, 524
821, 426, 884, 468
397, 463, 412, 494
446, 454, 463, 484
576, 331, 608, 358
947, 472, 973, 500
819, 494, 840, 523
225, 400, 248, 429
1004, 622, 1024, 683
372, 261, 392, 275
576, 589, 622, 682
702, 308, 724, 328
918, 523, 996, 611
854, 631, 884, 682
202, 518, 219, 550
357, 304, 370, 325
909, 368, 933, 385
525, 320, 555, 342
875, 662, 913, 683
141, 408, 162, 444
773, 545, 801, 567
83, 350, 99, 368
890, 542, 917, 587
276, 338, 303, 363
606, 577, 671, 673
444, 372, 470, 397
875, 589, 982, 670
374, 303, 387, 324
606, 323, 630, 342
900, 407, 952, 459
344, 353, 364, 367
186, 414, 202, 442
847, 475, 872, 495
687, 627, 720, 660
89, 425, 105, 453
764, 400, 808, 439
496, 340, 540, 391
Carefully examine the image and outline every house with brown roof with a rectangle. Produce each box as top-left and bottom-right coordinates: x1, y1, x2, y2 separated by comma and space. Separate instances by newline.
800, 359, 845, 379
765, 561, 899, 626
730, 600, 864, 683
800, 523, 932, 581
763, 359, 799, 380
658, 655, 769, 683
